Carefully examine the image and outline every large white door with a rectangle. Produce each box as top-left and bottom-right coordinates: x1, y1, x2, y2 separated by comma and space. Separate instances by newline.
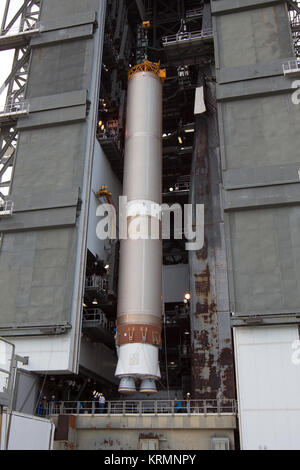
234, 325, 300, 450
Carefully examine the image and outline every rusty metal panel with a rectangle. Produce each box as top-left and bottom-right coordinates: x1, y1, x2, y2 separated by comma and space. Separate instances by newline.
189, 81, 235, 399
54, 415, 76, 441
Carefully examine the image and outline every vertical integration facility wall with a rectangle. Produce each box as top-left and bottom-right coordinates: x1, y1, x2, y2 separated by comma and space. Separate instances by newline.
189, 79, 235, 400
1, 411, 54, 450
234, 326, 300, 449
212, 0, 300, 449
0, 0, 107, 373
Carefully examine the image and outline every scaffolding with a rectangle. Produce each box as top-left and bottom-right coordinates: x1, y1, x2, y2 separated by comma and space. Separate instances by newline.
0, 199, 14, 216
288, 0, 300, 56
0, 0, 40, 200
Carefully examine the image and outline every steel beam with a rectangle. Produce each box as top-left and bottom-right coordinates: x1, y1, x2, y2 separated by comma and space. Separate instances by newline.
136, 0, 146, 20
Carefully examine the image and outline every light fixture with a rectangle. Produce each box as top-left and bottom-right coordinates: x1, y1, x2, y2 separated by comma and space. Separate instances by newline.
178, 136, 183, 144
184, 128, 194, 133
104, 264, 109, 270
83, 302, 87, 307
184, 331, 190, 335
92, 298, 98, 305
98, 120, 102, 127
184, 292, 191, 301
169, 187, 174, 192
101, 124, 105, 131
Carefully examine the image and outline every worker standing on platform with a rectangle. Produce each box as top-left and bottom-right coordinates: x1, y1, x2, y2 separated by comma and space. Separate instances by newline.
174, 396, 182, 413
99, 393, 105, 413
216, 387, 224, 413
186, 392, 191, 414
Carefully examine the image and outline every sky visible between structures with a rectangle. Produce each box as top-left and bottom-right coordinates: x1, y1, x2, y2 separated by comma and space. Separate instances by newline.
0, 0, 23, 107
0, 0, 300, 108
0, 0, 23, 196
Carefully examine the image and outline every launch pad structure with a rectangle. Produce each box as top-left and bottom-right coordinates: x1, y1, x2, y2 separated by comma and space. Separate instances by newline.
0, 0, 300, 451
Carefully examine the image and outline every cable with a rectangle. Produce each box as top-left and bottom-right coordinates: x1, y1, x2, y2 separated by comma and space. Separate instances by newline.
162, 299, 170, 401
33, 325, 63, 416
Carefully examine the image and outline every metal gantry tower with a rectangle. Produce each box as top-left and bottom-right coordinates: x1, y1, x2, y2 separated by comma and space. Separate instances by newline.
0, 0, 40, 203
288, 0, 300, 56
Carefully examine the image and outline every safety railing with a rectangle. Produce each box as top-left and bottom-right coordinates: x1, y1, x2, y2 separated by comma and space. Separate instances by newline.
162, 29, 213, 46
186, 8, 203, 19
165, 306, 189, 320
0, 100, 29, 117
43, 399, 237, 417
85, 275, 108, 291
178, 344, 192, 356
282, 58, 300, 75
97, 129, 118, 139
0, 22, 40, 37
82, 308, 114, 333
174, 176, 190, 192
83, 308, 105, 322
0, 200, 14, 216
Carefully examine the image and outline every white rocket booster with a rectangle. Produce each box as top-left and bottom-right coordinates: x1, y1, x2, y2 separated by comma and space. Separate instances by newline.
115, 62, 165, 394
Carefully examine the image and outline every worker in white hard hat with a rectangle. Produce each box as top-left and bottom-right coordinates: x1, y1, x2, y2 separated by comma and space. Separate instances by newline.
186, 392, 191, 414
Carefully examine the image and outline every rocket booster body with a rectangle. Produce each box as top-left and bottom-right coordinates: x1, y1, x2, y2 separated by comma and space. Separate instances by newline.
115, 65, 164, 394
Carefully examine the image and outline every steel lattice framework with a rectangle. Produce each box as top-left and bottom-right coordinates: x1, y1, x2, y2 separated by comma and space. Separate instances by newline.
288, 0, 300, 56
0, 0, 40, 201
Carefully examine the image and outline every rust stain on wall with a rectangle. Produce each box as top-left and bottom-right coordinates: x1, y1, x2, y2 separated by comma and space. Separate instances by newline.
190, 97, 235, 401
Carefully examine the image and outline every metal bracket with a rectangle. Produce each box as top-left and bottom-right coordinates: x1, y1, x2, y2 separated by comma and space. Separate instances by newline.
14, 354, 29, 365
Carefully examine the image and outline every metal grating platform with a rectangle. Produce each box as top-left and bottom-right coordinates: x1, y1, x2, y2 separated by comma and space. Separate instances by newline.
283, 58, 300, 77
97, 135, 123, 179
0, 200, 14, 217
162, 29, 214, 65
0, 24, 40, 51
0, 101, 29, 124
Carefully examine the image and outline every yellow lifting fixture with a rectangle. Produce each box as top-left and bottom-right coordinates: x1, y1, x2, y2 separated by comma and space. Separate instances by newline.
96, 185, 112, 198
128, 60, 166, 83
142, 20, 151, 30
95, 185, 116, 242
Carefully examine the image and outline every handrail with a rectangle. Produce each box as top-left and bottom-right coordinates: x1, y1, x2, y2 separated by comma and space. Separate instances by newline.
186, 8, 203, 19
162, 29, 213, 45
166, 306, 189, 318
42, 398, 237, 417
85, 274, 108, 290
283, 58, 300, 74
82, 308, 114, 333
0, 100, 29, 116
0, 22, 40, 37
0, 200, 14, 215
